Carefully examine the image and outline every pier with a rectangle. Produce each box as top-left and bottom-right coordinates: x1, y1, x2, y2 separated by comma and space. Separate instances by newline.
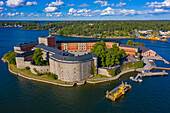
142, 71, 168, 77
130, 71, 168, 82
153, 67, 170, 71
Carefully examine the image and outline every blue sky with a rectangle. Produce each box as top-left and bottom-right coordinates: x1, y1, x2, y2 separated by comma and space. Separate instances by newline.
0, 0, 170, 20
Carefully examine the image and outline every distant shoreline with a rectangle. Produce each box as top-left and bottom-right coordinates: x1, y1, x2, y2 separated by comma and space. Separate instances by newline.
51, 33, 132, 39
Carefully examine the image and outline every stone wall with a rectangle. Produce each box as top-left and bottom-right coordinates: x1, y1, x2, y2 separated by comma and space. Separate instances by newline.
49, 58, 94, 82
24, 61, 50, 74
16, 57, 25, 69
98, 68, 111, 77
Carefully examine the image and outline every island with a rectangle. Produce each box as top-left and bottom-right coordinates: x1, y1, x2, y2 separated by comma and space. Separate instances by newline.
2, 35, 169, 86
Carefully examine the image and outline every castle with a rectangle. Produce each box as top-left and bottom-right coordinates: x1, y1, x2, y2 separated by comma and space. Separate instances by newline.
14, 35, 156, 82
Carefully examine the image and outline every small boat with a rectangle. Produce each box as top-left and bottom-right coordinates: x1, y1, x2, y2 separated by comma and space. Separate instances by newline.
130, 76, 134, 80
138, 78, 143, 82
106, 82, 132, 101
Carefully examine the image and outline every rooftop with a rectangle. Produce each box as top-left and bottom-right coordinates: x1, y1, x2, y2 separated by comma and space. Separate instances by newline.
119, 44, 139, 49
34, 44, 97, 62
15, 41, 38, 47
16, 50, 35, 57
34, 44, 71, 55
139, 45, 150, 53
39, 35, 55, 39
51, 53, 97, 62
56, 39, 120, 43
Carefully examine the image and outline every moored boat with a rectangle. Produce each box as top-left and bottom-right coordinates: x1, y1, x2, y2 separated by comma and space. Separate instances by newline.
106, 82, 132, 101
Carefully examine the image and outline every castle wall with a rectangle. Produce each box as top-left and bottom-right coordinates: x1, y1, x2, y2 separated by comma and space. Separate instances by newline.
49, 58, 95, 82
16, 57, 25, 69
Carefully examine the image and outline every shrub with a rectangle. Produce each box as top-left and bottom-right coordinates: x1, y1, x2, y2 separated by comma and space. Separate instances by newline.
3, 51, 13, 59
45, 72, 58, 80
3, 51, 18, 65
37, 72, 41, 76
33, 68, 41, 76
25, 66, 30, 70
107, 69, 116, 77
33, 68, 38, 73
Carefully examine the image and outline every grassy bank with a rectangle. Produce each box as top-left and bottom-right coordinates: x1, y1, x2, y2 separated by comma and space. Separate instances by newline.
88, 74, 109, 79
9, 64, 74, 86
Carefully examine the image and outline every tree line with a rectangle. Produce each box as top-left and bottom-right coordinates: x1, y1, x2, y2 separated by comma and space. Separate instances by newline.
20, 21, 170, 38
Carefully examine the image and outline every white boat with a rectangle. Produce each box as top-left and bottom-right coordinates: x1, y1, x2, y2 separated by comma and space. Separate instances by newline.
138, 78, 143, 82
130, 77, 134, 80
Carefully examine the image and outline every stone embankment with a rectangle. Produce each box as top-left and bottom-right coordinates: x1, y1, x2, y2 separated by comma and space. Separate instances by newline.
1, 58, 75, 87
87, 69, 141, 84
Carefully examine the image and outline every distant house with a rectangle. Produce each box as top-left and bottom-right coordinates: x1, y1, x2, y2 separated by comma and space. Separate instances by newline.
139, 30, 147, 34
159, 31, 170, 35
89, 23, 94, 26
119, 44, 156, 57
139, 45, 156, 57
119, 44, 139, 56
97, 34, 102, 37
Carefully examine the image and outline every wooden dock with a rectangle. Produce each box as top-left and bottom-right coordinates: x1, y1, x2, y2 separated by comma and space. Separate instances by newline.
153, 67, 170, 71
143, 72, 168, 77
130, 71, 168, 82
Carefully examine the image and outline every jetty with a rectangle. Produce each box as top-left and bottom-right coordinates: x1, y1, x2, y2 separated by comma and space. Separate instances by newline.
130, 71, 168, 82
153, 67, 170, 71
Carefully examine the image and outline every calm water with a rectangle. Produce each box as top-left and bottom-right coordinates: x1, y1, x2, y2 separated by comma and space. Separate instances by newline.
0, 27, 169, 113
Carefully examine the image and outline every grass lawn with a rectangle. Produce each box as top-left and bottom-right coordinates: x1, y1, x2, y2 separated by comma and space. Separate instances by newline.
88, 74, 109, 79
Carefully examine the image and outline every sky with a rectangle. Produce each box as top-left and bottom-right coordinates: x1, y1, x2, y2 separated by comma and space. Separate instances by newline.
0, 0, 170, 20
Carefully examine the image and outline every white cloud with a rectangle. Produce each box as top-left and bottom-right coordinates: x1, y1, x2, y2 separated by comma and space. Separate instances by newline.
0, 1, 4, 6
68, 8, 77, 14
68, 8, 92, 16
6, 0, 25, 7
26, 1, 37, 6
0, 13, 4, 16
100, 7, 136, 16
46, 12, 62, 17
44, 7, 58, 12
115, 2, 126, 7
34, 14, 40, 17
28, 13, 34, 16
7, 12, 20, 16
94, 0, 112, 7
46, 13, 52, 17
48, 0, 65, 7
78, 4, 90, 7
20, 12, 24, 16
0, 7, 3, 13
149, 8, 170, 14
146, 0, 170, 9
68, 7, 139, 17
68, 4, 74, 6
44, 0, 64, 13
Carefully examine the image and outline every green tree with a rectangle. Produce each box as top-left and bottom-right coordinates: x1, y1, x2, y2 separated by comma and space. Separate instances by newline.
127, 40, 134, 45
89, 65, 96, 75
106, 53, 111, 67
3, 51, 18, 65
115, 58, 120, 65
33, 48, 44, 66
111, 55, 115, 66
101, 57, 105, 67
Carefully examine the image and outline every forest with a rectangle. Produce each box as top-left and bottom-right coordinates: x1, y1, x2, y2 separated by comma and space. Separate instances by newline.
1, 21, 170, 38
23, 21, 170, 38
